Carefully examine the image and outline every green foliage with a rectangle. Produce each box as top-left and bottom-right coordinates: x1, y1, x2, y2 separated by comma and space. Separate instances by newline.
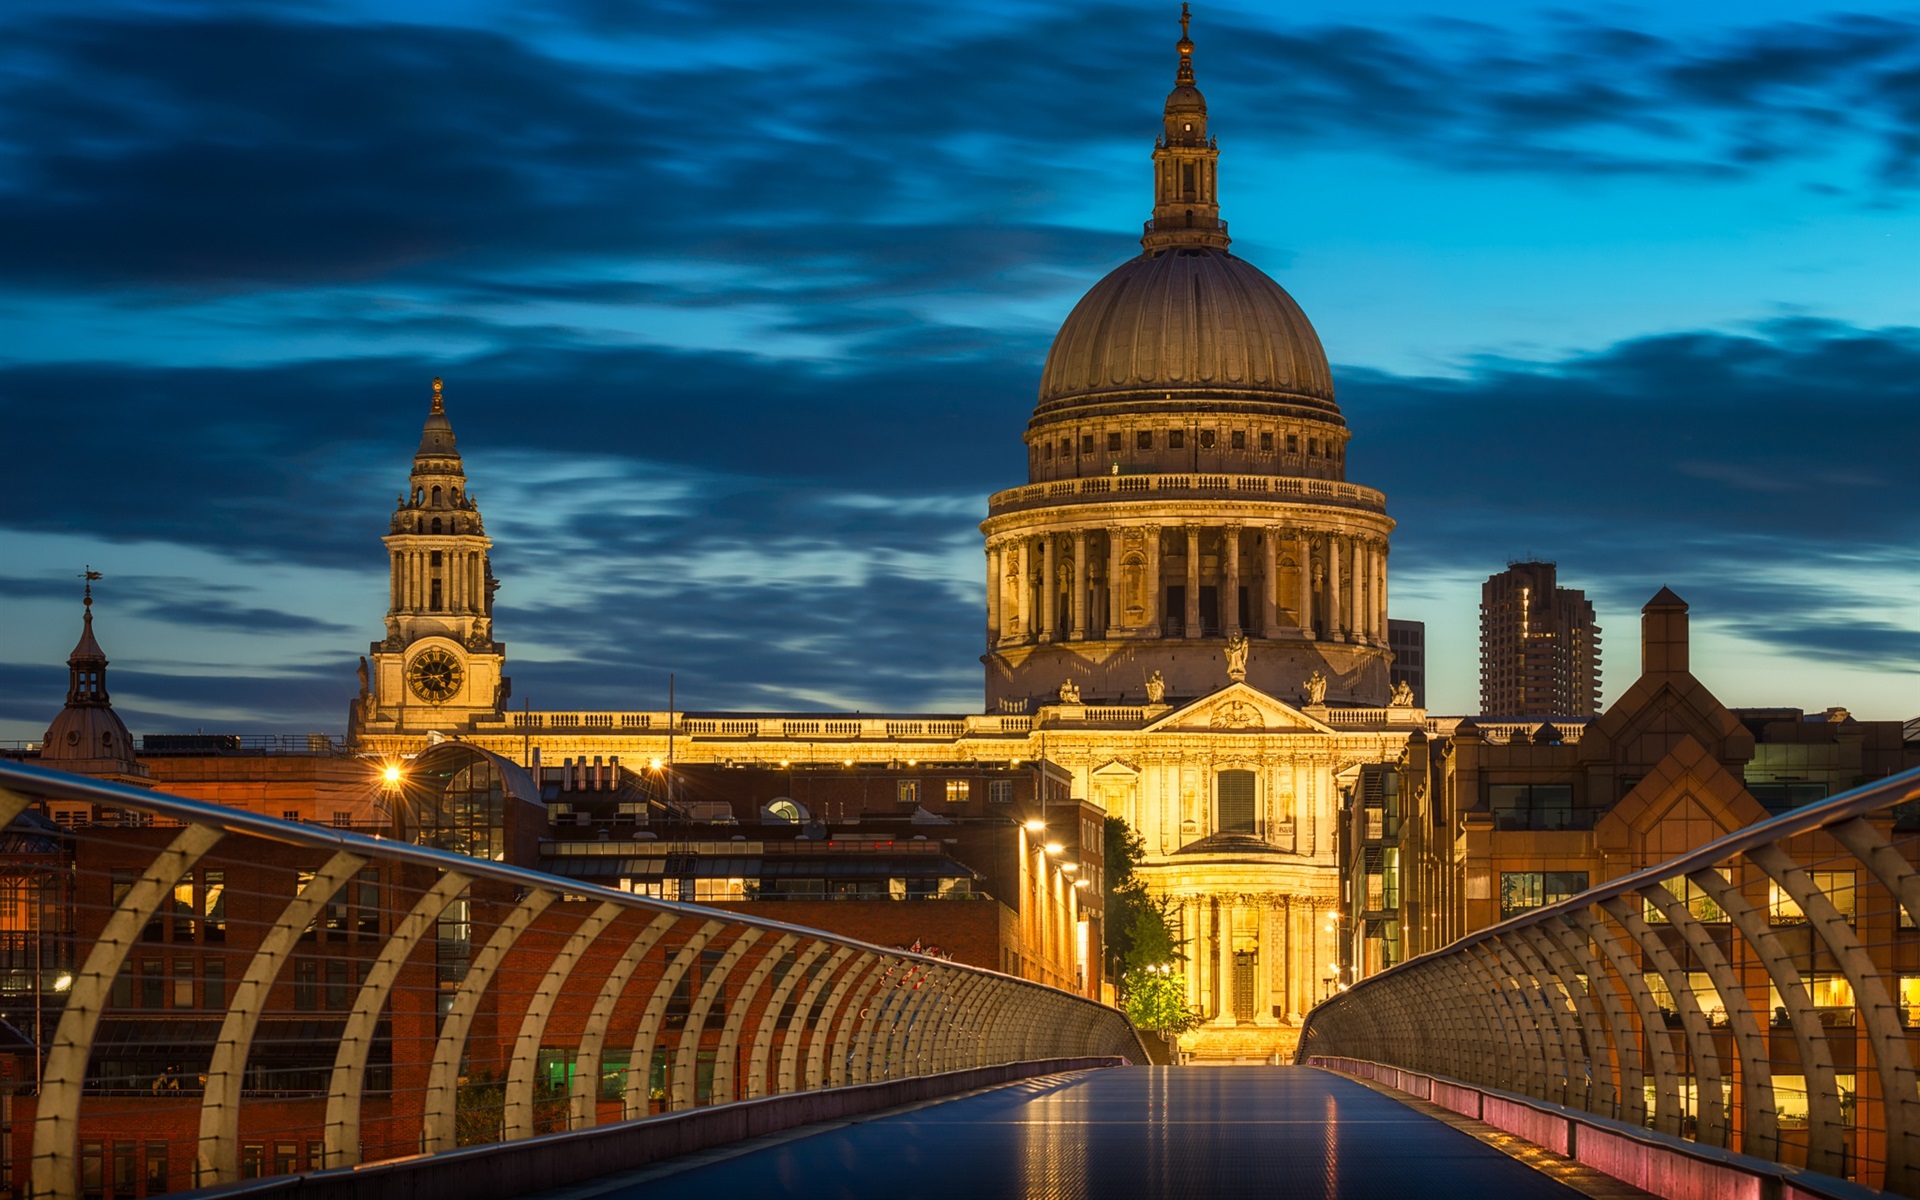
1120, 968, 1201, 1035
455, 1071, 569, 1145
1104, 814, 1146, 892
1102, 815, 1184, 978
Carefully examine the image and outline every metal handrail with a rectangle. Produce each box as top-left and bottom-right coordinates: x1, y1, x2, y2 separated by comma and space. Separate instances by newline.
1298, 762, 1920, 1196
0, 758, 1143, 1200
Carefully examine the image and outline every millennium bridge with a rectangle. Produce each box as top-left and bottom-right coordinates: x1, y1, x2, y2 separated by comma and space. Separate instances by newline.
1, 759, 1917, 1199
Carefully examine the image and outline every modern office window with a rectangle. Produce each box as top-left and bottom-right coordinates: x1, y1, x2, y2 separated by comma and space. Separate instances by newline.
1488, 784, 1579, 830
1499, 871, 1588, 918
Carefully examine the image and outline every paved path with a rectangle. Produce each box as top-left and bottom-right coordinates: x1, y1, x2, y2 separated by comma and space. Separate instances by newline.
537, 1066, 1599, 1200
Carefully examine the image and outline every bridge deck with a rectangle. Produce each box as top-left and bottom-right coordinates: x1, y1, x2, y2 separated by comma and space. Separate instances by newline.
536, 1066, 1603, 1199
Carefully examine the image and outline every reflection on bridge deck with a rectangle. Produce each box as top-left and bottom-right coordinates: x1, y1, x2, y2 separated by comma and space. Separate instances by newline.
533, 1066, 1600, 1200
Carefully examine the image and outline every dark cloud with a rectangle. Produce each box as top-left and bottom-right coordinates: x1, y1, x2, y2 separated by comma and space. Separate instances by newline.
0, 660, 349, 734
2, 5, 1918, 296
5, 316, 1915, 729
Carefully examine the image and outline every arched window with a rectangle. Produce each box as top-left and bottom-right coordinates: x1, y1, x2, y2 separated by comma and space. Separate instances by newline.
431, 518, 442, 535
1217, 770, 1256, 834
431, 486, 442, 506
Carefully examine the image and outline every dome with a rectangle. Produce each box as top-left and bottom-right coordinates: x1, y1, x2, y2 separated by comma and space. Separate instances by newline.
1034, 246, 1338, 421
41, 704, 135, 765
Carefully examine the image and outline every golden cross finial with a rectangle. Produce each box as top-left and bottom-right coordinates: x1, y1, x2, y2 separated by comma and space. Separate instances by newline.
1181, 2, 1191, 39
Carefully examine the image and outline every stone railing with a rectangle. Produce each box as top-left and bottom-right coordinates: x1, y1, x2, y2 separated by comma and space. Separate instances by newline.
1319, 707, 1426, 728
1298, 763, 1920, 1196
0, 760, 1144, 1200
1423, 718, 1591, 745
986, 472, 1389, 517
487, 714, 1021, 741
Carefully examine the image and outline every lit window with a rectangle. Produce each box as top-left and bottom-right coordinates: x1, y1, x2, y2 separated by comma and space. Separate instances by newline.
946, 780, 971, 804
897, 780, 920, 805
1769, 871, 1856, 925
1498, 871, 1588, 918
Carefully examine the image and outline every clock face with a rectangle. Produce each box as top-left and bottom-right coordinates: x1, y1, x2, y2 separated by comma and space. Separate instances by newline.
407, 648, 464, 704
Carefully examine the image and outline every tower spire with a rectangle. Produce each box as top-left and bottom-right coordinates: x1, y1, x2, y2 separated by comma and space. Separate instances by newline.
64, 569, 109, 706
1143, 5, 1229, 252
1177, 3, 1195, 86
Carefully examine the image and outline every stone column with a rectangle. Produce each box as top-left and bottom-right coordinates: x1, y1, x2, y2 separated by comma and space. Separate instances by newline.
1327, 535, 1344, 642
1070, 531, 1087, 640
1184, 525, 1202, 636
1217, 898, 1235, 1022
1350, 537, 1364, 644
1106, 527, 1124, 633
1376, 541, 1390, 642
1297, 532, 1314, 638
985, 542, 1002, 643
1041, 537, 1058, 643
1143, 525, 1162, 634
1184, 900, 1203, 1014
1015, 538, 1031, 643
1223, 524, 1242, 635
1261, 526, 1279, 636
452, 551, 465, 613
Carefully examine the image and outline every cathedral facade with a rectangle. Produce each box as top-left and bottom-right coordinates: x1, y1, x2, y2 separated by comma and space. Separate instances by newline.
350, 16, 1417, 1061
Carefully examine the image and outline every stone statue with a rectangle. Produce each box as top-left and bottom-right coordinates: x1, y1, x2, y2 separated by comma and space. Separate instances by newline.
356, 656, 370, 696
1390, 679, 1415, 708
1225, 631, 1249, 682
1303, 669, 1328, 706
1145, 670, 1167, 704
1058, 678, 1081, 704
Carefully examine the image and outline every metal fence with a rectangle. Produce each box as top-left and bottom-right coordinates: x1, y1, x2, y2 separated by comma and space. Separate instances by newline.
0, 760, 1143, 1200
1297, 763, 1920, 1195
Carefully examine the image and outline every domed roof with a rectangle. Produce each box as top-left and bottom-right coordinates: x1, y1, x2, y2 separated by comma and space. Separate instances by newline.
1035, 247, 1338, 418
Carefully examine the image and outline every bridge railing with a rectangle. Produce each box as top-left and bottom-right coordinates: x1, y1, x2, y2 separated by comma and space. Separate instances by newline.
1298, 763, 1920, 1195
0, 760, 1143, 1200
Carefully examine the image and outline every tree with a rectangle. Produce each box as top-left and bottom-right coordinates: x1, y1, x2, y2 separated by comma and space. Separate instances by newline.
1120, 967, 1201, 1036
1103, 815, 1181, 973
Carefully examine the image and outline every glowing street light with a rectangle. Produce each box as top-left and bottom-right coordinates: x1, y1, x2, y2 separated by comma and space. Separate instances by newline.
380, 764, 403, 786
1023, 819, 1046, 834
1044, 842, 1064, 856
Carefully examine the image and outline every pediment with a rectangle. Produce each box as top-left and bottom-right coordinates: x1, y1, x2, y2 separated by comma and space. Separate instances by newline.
1090, 758, 1142, 778
1144, 683, 1333, 734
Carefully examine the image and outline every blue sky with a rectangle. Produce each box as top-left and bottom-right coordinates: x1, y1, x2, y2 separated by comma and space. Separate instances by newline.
1, 0, 1916, 739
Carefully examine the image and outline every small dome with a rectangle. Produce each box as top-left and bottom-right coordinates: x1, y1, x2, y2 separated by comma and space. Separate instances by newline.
41, 705, 135, 765
1035, 247, 1338, 420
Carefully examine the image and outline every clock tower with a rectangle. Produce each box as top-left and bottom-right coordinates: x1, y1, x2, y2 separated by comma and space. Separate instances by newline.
351, 378, 508, 739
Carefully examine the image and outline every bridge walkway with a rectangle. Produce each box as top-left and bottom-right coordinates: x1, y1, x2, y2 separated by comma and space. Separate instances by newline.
527, 1065, 1651, 1200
